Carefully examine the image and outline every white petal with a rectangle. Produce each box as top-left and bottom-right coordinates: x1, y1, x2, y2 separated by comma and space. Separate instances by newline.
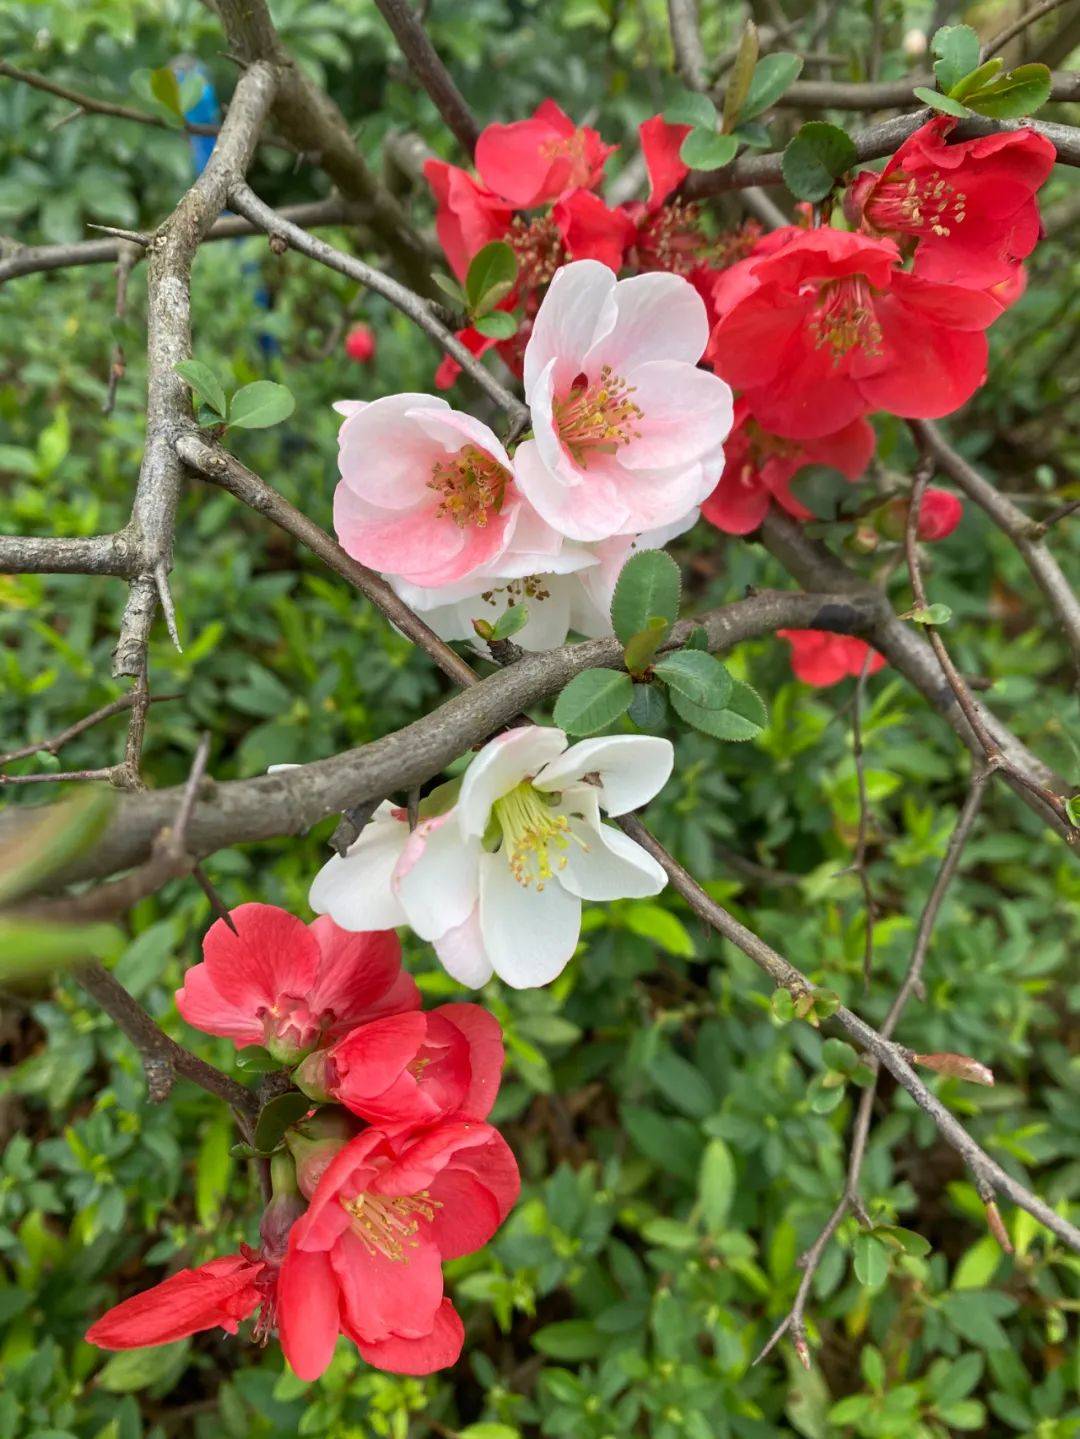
620, 362, 734, 471
308, 805, 409, 930
534, 735, 674, 816
478, 852, 581, 989
407, 406, 512, 471
332, 400, 368, 418
523, 260, 617, 400
586, 271, 709, 373
433, 905, 495, 988
559, 820, 668, 900
514, 434, 630, 544
393, 814, 480, 941
458, 727, 568, 838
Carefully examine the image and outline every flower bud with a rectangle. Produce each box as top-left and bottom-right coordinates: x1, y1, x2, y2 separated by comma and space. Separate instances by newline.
903, 27, 928, 57
912, 1051, 994, 1086
259, 1155, 307, 1264
293, 1048, 335, 1103
285, 1108, 359, 1198
345, 323, 376, 363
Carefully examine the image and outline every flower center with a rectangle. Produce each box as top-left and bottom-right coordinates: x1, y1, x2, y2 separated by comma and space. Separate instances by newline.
745, 419, 800, 468
540, 129, 592, 187
342, 1190, 441, 1262
428, 446, 510, 528
507, 214, 564, 290
479, 575, 552, 607
259, 997, 323, 1059
637, 202, 706, 275
554, 367, 642, 466
866, 169, 967, 240
492, 780, 584, 888
809, 277, 883, 363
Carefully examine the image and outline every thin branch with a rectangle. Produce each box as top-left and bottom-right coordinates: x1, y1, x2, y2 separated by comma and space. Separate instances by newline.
619, 814, 1080, 1254
0, 689, 179, 768
983, 0, 1077, 58
763, 70, 1080, 109
1034, 496, 1080, 533
849, 652, 877, 987
0, 59, 220, 136
667, 0, 710, 90
102, 241, 139, 418
0, 531, 139, 576
372, 0, 480, 155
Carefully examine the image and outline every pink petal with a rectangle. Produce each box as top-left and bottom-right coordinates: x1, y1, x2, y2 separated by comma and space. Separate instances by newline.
308, 918, 418, 1034
174, 962, 264, 1046
201, 903, 320, 1015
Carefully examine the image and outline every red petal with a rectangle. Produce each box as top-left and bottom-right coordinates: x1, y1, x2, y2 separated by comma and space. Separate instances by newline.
201, 903, 320, 1015
277, 1239, 341, 1382
86, 1255, 261, 1349
309, 919, 417, 1036
353, 1297, 464, 1375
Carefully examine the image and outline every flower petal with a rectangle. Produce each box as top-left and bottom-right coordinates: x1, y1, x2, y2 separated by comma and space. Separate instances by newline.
534, 735, 674, 815
478, 852, 581, 989
332, 1230, 443, 1342
277, 1241, 341, 1382
586, 270, 709, 371
393, 812, 480, 939
433, 905, 495, 988
309, 805, 410, 931
200, 903, 320, 1014
458, 727, 568, 838
523, 260, 618, 399
353, 1297, 464, 1375
559, 819, 668, 901
174, 962, 263, 1047
308, 919, 418, 1033
86, 1255, 262, 1349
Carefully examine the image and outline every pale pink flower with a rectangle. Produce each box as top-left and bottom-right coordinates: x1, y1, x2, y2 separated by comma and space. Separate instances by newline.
332, 395, 519, 588
515, 261, 734, 541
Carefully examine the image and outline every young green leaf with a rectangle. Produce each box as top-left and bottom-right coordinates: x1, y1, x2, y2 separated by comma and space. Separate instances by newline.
253, 1091, 312, 1155
663, 92, 718, 129
781, 122, 857, 202
474, 309, 518, 340
235, 1047, 284, 1074
627, 682, 668, 731
912, 87, 972, 117
853, 1232, 890, 1287
965, 63, 1052, 119
721, 20, 759, 133
739, 52, 803, 121
432, 272, 468, 307
653, 650, 732, 710
669, 677, 767, 741
174, 359, 228, 418
680, 128, 739, 171
490, 603, 529, 640
227, 381, 296, 430
931, 24, 981, 95
683, 625, 709, 650
149, 66, 184, 119
907, 602, 952, 626
699, 1138, 736, 1233
623, 616, 672, 676
950, 57, 1004, 101
610, 550, 681, 643
465, 241, 518, 316
553, 668, 634, 736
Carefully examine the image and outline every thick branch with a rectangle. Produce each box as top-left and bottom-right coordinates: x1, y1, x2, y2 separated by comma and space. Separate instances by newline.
0, 531, 139, 576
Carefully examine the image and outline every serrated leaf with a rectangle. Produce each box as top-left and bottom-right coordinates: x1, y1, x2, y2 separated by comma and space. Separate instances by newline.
931, 24, 981, 95
722, 20, 759, 133
0, 787, 117, 906
623, 616, 672, 676
490, 603, 528, 640
739, 52, 803, 121
680, 128, 739, 171
653, 650, 732, 709
853, 1232, 890, 1287
669, 677, 766, 740
663, 92, 717, 129
782, 122, 857, 202
465, 241, 517, 316
950, 57, 1004, 101
432, 271, 467, 306
699, 1138, 736, 1233
227, 381, 295, 430
149, 66, 184, 118
474, 309, 517, 340
627, 683, 668, 731
912, 86, 972, 117
253, 1091, 311, 1154
610, 550, 681, 643
174, 359, 227, 418
965, 63, 1051, 119
553, 669, 634, 736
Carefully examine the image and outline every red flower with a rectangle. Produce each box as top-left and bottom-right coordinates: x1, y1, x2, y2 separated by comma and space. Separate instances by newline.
176, 904, 418, 1062
552, 188, 636, 271
87, 1253, 269, 1349
707, 227, 999, 440
424, 160, 513, 281
778, 629, 886, 687
345, 323, 376, 363
303, 1003, 505, 1131
702, 399, 875, 535
848, 118, 1055, 291
277, 1120, 519, 1379
917, 487, 963, 540
475, 100, 615, 208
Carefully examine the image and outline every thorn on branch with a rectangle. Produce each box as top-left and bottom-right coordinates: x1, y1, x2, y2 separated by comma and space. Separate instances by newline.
331, 798, 383, 856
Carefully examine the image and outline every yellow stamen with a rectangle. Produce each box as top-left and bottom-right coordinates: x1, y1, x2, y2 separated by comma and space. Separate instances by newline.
341, 1189, 442, 1262
554, 365, 642, 467
428, 446, 510, 528
492, 780, 586, 889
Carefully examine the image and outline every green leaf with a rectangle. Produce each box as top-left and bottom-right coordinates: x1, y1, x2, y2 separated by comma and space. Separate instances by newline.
669, 677, 767, 740
648, 1048, 713, 1117
908, 603, 953, 626
253, 1091, 311, 1154
684, 625, 709, 650
532, 1320, 606, 1360
0, 916, 122, 983
97, 1340, 190, 1392
663, 92, 717, 129
781, 122, 857, 202
149, 66, 184, 118
965, 63, 1052, 119
195, 1116, 232, 1227
680, 128, 739, 171
931, 24, 981, 95
739, 52, 803, 121
721, 20, 759, 133
653, 650, 732, 710
699, 1138, 736, 1233
771, 988, 795, 1022
624, 901, 694, 956
174, 360, 228, 418
822, 1038, 859, 1075
465, 240, 518, 316
553, 668, 634, 736
610, 550, 681, 643
227, 381, 295, 430
627, 682, 668, 731
490, 603, 528, 640
913, 87, 972, 117
0, 787, 117, 906
235, 1046, 283, 1073
950, 57, 1004, 101
623, 615, 672, 676
852, 1232, 890, 1287
432, 271, 467, 306
473, 309, 517, 340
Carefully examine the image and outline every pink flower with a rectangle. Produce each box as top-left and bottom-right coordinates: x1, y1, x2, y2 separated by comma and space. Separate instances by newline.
332, 394, 522, 588
176, 903, 416, 1062
778, 629, 886, 687
848, 118, 1055, 291
276, 1120, 519, 1379
703, 400, 875, 535
707, 226, 999, 440
917, 487, 963, 540
345, 323, 376, 363
475, 100, 615, 208
304, 1003, 505, 1131
515, 260, 734, 541
424, 160, 513, 281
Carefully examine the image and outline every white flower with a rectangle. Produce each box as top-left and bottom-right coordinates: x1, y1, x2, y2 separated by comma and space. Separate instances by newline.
308, 728, 674, 990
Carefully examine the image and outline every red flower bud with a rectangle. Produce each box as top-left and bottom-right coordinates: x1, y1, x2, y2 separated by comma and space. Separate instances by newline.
345, 323, 376, 363
916, 488, 963, 541
284, 1108, 359, 1198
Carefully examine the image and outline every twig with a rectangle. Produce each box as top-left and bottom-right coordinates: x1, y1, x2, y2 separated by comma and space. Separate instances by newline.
372, 0, 480, 155
0, 59, 221, 136
849, 652, 877, 988
102, 241, 139, 417
0, 690, 179, 767
1033, 496, 1080, 533
667, 0, 710, 90
983, 0, 1077, 58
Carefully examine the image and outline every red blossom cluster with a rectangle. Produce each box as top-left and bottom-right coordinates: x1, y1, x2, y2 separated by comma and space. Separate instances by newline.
86, 904, 519, 1379
425, 103, 1054, 687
